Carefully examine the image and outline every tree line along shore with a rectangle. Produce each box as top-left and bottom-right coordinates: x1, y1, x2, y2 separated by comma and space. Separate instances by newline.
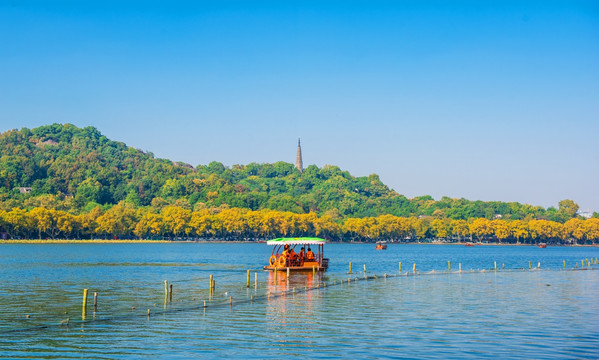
1, 203, 598, 245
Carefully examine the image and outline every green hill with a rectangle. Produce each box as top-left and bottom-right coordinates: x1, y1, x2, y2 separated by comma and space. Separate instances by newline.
0, 123, 570, 221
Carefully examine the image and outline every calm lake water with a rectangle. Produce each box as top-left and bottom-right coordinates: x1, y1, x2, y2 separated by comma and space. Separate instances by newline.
1, 243, 598, 359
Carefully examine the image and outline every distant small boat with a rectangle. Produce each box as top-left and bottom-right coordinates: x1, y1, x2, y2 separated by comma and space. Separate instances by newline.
375, 241, 387, 250
538, 243, 547, 248
465, 243, 475, 247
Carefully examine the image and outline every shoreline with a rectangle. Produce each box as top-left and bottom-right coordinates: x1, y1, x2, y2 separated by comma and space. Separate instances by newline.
1, 239, 597, 247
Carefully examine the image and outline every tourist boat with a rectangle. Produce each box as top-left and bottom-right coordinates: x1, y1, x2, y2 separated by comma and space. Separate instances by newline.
375, 241, 387, 250
465, 243, 475, 247
264, 237, 329, 272
538, 243, 547, 248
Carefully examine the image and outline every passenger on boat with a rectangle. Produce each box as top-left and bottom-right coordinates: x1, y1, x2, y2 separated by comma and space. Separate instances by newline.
298, 247, 306, 265
288, 247, 297, 266
281, 244, 290, 258
306, 247, 315, 261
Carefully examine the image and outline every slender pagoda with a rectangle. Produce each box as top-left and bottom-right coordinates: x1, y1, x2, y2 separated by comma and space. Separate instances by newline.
295, 138, 303, 173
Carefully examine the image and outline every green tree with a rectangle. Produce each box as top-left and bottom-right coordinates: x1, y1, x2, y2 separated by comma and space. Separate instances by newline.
558, 199, 579, 221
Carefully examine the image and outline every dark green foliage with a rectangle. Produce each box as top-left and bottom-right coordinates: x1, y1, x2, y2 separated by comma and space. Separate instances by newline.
0, 124, 191, 210
0, 124, 571, 221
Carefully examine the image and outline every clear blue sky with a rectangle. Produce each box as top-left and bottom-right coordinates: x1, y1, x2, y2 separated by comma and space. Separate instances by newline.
1, 1, 598, 212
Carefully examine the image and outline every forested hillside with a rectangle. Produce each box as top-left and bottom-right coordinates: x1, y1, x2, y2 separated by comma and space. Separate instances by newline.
1, 124, 598, 243
0, 123, 586, 221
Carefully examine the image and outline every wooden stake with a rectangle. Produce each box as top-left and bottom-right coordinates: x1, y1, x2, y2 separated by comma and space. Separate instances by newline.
93, 292, 98, 311
399, 262, 402, 273
246, 270, 250, 288
349, 262, 352, 274
448, 261, 451, 272
164, 280, 168, 296
254, 272, 258, 287
413, 263, 416, 274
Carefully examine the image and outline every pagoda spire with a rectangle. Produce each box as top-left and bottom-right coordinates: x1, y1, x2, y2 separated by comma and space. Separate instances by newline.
295, 138, 303, 173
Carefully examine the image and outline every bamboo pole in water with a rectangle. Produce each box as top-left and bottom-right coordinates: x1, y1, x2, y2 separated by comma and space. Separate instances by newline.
82, 289, 88, 320
349, 262, 352, 274
246, 270, 250, 288
93, 292, 98, 311
82, 289, 88, 309
448, 261, 451, 272
399, 262, 402, 273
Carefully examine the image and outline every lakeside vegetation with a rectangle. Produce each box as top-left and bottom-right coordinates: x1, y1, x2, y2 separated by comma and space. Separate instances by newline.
1, 204, 598, 244
1, 123, 597, 244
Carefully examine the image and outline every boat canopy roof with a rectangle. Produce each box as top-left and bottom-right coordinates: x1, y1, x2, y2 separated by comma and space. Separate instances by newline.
266, 237, 326, 245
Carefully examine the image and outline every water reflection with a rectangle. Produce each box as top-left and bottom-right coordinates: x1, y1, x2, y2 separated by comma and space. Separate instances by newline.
265, 271, 324, 355
267, 270, 323, 291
